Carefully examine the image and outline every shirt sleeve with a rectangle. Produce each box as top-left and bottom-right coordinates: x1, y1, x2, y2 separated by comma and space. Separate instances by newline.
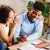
27, 20, 43, 41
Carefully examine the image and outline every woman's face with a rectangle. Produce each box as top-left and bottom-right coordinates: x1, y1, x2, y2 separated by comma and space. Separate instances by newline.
7, 11, 15, 24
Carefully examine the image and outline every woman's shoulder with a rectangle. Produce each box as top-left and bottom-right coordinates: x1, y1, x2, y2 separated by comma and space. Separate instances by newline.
0, 23, 4, 30
0, 23, 3, 26
0, 23, 2, 27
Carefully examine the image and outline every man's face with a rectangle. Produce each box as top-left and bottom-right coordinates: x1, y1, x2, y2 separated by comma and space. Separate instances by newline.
28, 8, 42, 22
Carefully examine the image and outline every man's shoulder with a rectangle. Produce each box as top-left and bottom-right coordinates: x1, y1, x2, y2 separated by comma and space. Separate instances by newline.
35, 19, 43, 24
16, 12, 28, 23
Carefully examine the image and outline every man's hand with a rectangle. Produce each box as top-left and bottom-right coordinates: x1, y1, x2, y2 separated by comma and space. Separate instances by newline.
20, 34, 27, 42
17, 34, 27, 42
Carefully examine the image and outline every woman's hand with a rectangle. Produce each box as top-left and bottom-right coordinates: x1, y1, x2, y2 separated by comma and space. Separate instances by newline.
11, 18, 20, 29
39, 15, 44, 22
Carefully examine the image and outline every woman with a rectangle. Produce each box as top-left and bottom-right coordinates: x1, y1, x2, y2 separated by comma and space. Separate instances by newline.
0, 6, 19, 50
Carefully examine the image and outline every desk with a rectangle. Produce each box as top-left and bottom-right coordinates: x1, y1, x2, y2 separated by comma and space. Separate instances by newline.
9, 41, 30, 50
9, 40, 46, 50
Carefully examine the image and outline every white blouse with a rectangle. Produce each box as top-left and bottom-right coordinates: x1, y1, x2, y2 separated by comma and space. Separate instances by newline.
2, 24, 9, 36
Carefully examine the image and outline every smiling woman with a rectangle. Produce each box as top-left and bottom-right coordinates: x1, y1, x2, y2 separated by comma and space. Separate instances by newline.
0, 5, 26, 50
0, 6, 19, 50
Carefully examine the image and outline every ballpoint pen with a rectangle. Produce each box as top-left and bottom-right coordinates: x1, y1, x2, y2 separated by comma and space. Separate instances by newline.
31, 43, 36, 46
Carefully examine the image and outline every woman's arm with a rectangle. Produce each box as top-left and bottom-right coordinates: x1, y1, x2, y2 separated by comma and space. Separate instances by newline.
0, 25, 12, 45
39, 15, 44, 22
15, 11, 25, 16
0, 20, 19, 46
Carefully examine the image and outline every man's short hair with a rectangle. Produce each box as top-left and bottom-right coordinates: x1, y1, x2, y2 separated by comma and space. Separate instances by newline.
33, 1, 45, 12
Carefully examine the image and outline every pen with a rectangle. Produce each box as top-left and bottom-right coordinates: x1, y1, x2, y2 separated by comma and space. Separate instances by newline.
17, 48, 21, 50
31, 43, 36, 46
43, 47, 49, 50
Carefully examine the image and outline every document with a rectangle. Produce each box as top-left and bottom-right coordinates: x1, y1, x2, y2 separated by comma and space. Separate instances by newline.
17, 44, 46, 50
30, 39, 42, 44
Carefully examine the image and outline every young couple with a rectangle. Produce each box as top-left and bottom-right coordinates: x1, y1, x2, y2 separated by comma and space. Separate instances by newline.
0, 1, 48, 50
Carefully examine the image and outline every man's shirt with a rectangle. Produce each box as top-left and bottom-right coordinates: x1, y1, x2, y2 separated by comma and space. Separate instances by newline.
14, 12, 43, 42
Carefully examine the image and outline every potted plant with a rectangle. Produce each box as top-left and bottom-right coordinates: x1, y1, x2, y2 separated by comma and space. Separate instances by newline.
27, 1, 34, 11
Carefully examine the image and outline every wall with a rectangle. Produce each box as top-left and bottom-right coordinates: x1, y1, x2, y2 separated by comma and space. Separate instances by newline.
0, 0, 36, 13
45, 0, 50, 2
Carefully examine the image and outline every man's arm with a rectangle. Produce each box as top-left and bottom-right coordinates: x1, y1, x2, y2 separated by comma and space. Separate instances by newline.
27, 20, 43, 41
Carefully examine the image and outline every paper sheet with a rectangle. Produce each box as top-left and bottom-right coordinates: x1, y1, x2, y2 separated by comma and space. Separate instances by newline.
17, 44, 46, 50
30, 40, 42, 44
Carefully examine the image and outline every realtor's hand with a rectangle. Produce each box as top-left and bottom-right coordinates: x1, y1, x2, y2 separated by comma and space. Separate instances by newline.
36, 41, 49, 48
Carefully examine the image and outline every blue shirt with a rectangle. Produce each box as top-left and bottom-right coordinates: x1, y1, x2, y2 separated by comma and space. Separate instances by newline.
14, 12, 43, 42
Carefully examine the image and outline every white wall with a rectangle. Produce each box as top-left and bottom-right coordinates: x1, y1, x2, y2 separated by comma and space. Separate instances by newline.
45, 0, 50, 2
0, 0, 36, 12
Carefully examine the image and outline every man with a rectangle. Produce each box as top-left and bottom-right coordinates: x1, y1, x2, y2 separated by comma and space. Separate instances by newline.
14, 1, 45, 42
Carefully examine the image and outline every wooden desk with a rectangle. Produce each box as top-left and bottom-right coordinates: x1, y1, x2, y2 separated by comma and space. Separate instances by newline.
8, 40, 42, 50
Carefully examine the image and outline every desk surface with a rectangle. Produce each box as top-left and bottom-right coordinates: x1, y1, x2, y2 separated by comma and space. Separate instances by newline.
9, 41, 29, 50
8, 40, 45, 50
